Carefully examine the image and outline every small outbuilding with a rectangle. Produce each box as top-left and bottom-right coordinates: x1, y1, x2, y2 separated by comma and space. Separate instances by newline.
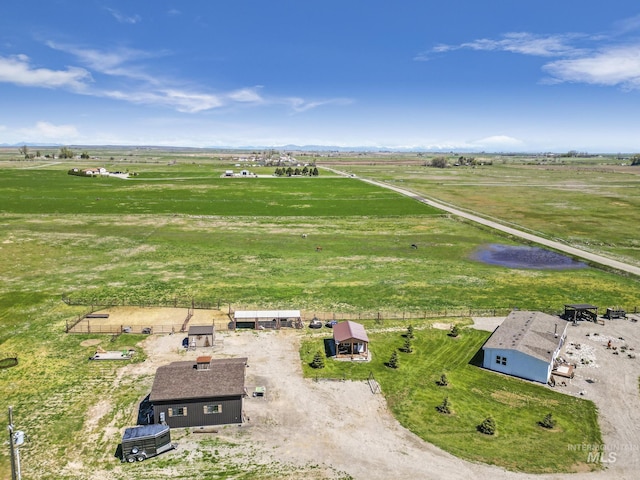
482, 310, 568, 384
233, 310, 302, 329
149, 357, 247, 428
187, 325, 214, 348
333, 321, 369, 358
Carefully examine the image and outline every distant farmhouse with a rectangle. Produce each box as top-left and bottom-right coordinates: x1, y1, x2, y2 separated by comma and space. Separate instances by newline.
482, 311, 568, 384
149, 357, 247, 428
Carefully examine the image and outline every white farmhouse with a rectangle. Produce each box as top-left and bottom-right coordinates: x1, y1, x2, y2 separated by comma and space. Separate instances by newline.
482, 310, 568, 384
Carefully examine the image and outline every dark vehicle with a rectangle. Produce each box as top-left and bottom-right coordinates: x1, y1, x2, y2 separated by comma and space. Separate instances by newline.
182, 337, 189, 348
141, 327, 153, 334
325, 320, 337, 328
121, 424, 176, 463
309, 318, 322, 329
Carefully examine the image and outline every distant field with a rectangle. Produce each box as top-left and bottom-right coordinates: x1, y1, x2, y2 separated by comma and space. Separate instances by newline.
0, 169, 439, 216
335, 158, 640, 265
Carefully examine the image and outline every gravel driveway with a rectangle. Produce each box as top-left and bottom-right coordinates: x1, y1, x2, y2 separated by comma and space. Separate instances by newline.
167, 321, 639, 480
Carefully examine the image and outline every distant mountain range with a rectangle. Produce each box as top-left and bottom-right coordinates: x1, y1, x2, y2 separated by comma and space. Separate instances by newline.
0, 142, 489, 153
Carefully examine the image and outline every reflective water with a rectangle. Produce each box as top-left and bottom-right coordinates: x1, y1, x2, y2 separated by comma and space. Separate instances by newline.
472, 244, 587, 270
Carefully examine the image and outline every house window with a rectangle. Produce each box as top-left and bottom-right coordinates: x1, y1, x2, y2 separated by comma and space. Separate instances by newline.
204, 404, 222, 414
168, 407, 187, 417
496, 355, 507, 366
501, 356, 507, 365
496, 355, 501, 364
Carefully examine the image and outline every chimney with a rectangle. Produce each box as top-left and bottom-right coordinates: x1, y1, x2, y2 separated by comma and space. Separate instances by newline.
196, 356, 212, 370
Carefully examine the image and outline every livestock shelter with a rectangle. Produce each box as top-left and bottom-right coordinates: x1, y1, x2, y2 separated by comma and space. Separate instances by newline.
333, 321, 369, 359
149, 357, 247, 428
562, 304, 598, 323
232, 310, 302, 329
482, 310, 568, 384
187, 325, 214, 348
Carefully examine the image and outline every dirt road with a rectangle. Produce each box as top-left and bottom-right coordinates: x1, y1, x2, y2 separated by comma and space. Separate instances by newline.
321, 167, 640, 277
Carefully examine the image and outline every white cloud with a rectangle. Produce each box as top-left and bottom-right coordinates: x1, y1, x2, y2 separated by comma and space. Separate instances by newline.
0, 54, 91, 90
227, 87, 264, 103
102, 89, 224, 113
17, 121, 79, 141
543, 45, 640, 88
421, 32, 583, 60
472, 135, 524, 148
285, 97, 353, 113
105, 8, 141, 25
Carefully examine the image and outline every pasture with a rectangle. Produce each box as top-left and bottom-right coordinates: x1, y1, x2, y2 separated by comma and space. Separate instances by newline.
0, 149, 638, 479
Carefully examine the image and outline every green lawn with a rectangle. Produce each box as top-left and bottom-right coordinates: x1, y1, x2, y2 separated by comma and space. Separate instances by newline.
301, 324, 601, 473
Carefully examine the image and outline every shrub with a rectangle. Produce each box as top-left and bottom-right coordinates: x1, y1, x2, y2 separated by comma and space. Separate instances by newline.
477, 416, 496, 435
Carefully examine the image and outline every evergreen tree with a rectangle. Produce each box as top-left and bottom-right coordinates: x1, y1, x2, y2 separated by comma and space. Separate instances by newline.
400, 337, 413, 353
388, 351, 399, 369
478, 416, 496, 435
406, 324, 414, 339
539, 413, 556, 429
437, 373, 449, 386
436, 396, 451, 414
310, 350, 325, 369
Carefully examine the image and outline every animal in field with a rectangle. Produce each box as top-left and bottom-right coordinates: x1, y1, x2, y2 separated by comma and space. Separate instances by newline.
316, 246, 323, 252
411, 244, 418, 249
301, 233, 307, 238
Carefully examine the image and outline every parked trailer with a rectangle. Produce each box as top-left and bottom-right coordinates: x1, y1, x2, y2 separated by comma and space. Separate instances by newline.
121, 424, 176, 463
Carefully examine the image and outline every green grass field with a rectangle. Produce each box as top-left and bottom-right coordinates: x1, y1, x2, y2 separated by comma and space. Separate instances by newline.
0, 151, 637, 478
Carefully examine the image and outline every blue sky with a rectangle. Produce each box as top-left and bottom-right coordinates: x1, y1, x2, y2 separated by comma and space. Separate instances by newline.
2, 1, 640, 152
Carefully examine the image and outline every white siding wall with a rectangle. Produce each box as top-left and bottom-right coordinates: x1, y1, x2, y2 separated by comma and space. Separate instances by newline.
483, 348, 551, 383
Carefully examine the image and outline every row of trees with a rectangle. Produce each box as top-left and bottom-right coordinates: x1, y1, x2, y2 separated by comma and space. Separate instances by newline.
273, 166, 319, 176
18, 145, 88, 159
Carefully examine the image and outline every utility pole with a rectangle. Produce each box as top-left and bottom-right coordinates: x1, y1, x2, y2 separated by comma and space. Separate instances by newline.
7, 406, 23, 480
8, 406, 17, 480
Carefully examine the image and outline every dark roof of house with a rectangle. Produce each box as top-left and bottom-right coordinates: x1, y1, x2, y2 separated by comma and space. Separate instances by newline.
188, 325, 214, 336
333, 321, 369, 343
149, 357, 247, 403
483, 311, 568, 363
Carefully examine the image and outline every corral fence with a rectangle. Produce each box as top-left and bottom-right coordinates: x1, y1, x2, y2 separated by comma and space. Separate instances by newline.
62, 295, 640, 334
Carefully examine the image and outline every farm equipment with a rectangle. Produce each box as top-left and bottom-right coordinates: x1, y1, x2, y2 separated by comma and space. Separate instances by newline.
120, 424, 176, 463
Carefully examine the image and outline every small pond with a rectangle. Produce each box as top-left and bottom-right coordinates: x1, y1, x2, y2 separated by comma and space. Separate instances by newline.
472, 244, 587, 270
